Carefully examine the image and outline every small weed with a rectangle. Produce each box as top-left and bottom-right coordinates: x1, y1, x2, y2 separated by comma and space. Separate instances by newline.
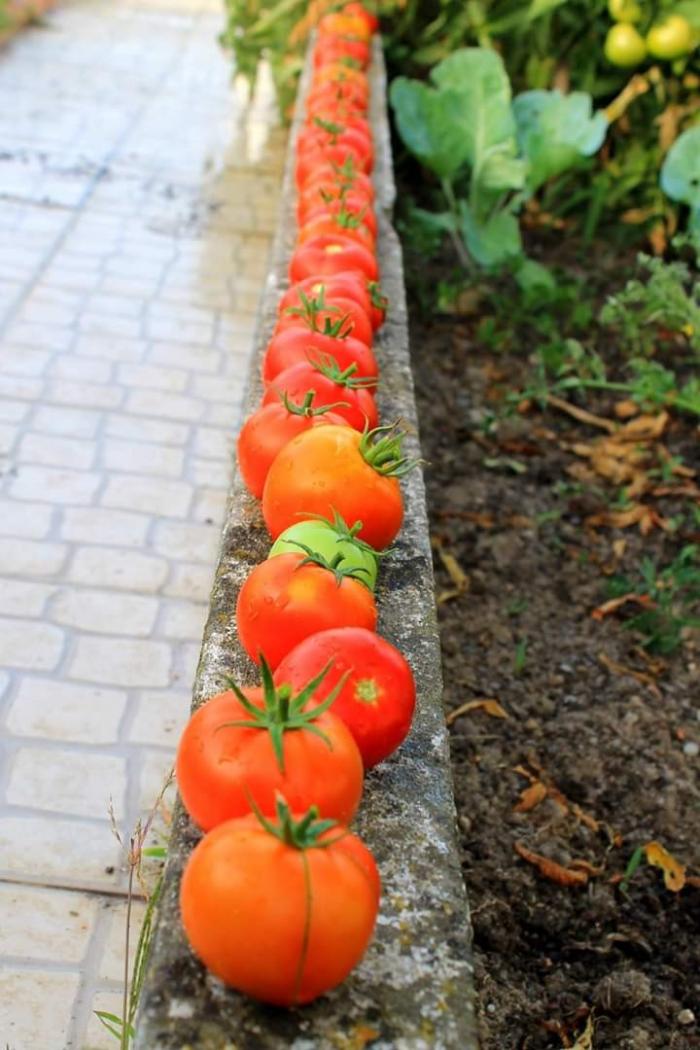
534, 509, 562, 527
600, 252, 700, 356
96, 773, 173, 1048
506, 597, 529, 617
514, 638, 528, 675
607, 545, 700, 654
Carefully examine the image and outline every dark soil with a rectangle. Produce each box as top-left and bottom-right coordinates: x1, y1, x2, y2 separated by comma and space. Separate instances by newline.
407, 244, 700, 1049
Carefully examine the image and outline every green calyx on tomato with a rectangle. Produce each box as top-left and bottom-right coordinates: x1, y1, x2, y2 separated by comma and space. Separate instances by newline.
269, 511, 383, 590
219, 655, 348, 772
368, 281, 388, 311
604, 22, 647, 66
291, 538, 376, 588
646, 15, 694, 60
249, 794, 341, 851
607, 0, 641, 23
308, 353, 377, 390
359, 422, 422, 478
283, 288, 352, 339
281, 390, 351, 418
312, 116, 345, 141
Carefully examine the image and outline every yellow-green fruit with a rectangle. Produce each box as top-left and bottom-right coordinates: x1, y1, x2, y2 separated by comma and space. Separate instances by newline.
608, 0, 642, 23
646, 15, 694, 60
604, 23, 647, 66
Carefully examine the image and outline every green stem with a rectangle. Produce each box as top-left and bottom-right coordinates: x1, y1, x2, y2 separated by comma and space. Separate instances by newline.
441, 178, 474, 274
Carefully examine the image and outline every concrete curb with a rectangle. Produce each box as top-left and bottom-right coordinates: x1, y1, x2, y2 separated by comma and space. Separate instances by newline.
134, 37, 477, 1050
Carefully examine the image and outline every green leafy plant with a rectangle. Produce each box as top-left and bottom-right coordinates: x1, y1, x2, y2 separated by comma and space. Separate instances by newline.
390, 48, 607, 278
601, 250, 700, 353
607, 545, 700, 653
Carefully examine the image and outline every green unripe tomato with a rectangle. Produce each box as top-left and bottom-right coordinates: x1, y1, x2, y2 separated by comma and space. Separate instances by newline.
608, 0, 642, 23
604, 23, 647, 66
268, 519, 380, 590
646, 15, 694, 60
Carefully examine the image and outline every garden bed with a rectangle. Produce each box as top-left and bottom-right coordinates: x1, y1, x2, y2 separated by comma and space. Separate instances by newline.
406, 235, 700, 1050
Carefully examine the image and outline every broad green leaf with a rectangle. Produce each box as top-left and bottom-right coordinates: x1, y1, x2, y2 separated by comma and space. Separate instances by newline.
430, 48, 517, 173
389, 78, 471, 178
513, 90, 608, 194
459, 201, 522, 268
514, 258, 556, 293
661, 125, 700, 211
478, 143, 527, 195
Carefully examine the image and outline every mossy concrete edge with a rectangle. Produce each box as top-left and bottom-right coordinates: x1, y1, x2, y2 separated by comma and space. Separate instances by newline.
134, 38, 478, 1050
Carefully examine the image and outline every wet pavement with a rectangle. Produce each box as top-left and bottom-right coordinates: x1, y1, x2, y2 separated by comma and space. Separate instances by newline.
0, 0, 285, 1045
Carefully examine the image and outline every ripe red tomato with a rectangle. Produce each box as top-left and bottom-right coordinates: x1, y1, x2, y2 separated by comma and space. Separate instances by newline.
262, 326, 378, 383
306, 82, 369, 114
278, 273, 373, 320
312, 63, 368, 90
289, 235, 378, 283
300, 160, 375, 203
180, 798, 380, 1006
367, 280, 388, 329
236, 551, 377, 668
296, 142, 371, 188
275, 293, 373, 347
304, 112, 372, 143
297, 120, 372, 161
237, 393, 349, 499
313, 37, 371, 69
342, 2, 379, 33
299, 212, 375, 251
263, 358, 378, 431
275, 628, 416, 768
176, 663, 363, 830
262, 424, 410, 549
299, 192, 377, 239
302, 155, 377, 200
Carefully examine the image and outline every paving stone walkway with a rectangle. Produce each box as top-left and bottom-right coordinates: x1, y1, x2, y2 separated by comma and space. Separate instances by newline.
0, 1, 285, 1045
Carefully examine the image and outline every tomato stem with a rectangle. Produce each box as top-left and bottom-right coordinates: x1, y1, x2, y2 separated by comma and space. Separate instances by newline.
289, 540, 374, 588
359, 422, 423, 478
308, 352, 377, 390
281, 390, 351, 417
248, 793, 344, 850
218, 655, 349, 773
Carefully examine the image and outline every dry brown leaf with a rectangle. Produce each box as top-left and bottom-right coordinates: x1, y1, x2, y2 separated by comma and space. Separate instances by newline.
619, 411, 668, 441
571, 804, 600, 833
434, 541, 470, 604
603, 71, 651, 123
644, 841, 686, 892
514, 781, 548, 813
614, 399, 639, 419
446, 698, 509, 726
547, 395, 616, 433
586, 504, 670, 535
648, 221, 668, 256
657, 103, 685, 152
621, 206, 657, 225
514, 843, 590, 886
591, 593, 655, 621
569, 858, 605, 876
598, 651, 662, 699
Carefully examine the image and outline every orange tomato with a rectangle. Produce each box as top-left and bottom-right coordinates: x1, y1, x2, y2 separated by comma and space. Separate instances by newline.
262, 424, 411, 549
180, 798, 380, 1006
176, 661, 364, 830
237, 394, 349, 499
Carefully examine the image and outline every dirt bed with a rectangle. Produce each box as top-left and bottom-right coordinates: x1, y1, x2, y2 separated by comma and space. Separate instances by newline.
407, 255, 700, 1049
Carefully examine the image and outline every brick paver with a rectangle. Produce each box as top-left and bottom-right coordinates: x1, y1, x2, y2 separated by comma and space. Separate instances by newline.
0, 0, 285, 1045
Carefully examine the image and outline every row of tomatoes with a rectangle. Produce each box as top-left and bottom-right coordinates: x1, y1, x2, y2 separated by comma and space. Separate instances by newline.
175, 5, 419, 1012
